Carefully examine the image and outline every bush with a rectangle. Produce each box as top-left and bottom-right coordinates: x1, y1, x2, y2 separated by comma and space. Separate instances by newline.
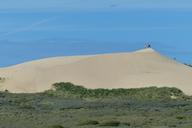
47, 82, 88, 98
79, 120, 99, 126
122, 122, 131, 126
99, 121, 120, 126
0, 77, 5, 83
176, 116, 185, 120
49, 125, 64, 128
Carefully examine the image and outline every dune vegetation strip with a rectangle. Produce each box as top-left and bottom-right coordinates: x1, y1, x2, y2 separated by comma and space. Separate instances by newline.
44, 82, 187, 100
0, 82, 192, 128
1, 82, 188, 100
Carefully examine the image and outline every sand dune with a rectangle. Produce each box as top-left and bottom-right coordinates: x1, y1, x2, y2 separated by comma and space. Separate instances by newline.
0, 48, 192, 94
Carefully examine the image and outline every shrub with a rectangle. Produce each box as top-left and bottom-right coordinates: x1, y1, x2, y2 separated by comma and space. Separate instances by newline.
122, 122, 131, 126
79, 120, 99, 126
47, 82, 88, 98
99, 121, 120, 126
0, 77, 5, 83
176, 116, 185, 120
4, 89, 9, 93
49, 125, 64, 128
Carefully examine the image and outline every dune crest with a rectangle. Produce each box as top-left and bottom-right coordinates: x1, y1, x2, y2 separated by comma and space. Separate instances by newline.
0, 48, 192, 94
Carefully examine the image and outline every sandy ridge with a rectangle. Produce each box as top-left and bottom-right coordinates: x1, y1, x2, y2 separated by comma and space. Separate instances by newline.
0, 48, 192, 94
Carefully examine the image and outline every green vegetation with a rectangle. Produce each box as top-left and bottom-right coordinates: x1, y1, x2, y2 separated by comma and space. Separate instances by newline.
45, 82, 186, 100
176, 116, 185, 120
99, 120, 121, 126
0, 82, 191, 128
79, 120, 99, 126
49, 125, 65, 128
185, 63, 192, 67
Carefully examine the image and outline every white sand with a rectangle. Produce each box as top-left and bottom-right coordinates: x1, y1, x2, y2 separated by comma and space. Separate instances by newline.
0, 48, 192, 94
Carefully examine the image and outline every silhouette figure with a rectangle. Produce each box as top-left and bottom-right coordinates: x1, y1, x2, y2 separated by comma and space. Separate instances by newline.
145, 43, 151, 48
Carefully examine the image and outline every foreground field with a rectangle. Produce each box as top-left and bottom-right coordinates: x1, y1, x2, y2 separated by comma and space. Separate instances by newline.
0, 83, 192, 128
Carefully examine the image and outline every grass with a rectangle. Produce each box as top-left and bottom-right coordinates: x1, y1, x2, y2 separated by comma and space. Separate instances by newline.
0, 82, 191, 128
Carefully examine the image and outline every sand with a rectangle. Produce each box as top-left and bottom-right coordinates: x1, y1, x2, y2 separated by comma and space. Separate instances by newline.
0, 48, 192, 94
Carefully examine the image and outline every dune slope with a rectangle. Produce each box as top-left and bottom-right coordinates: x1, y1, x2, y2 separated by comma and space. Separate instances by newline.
0, 48, 192, 94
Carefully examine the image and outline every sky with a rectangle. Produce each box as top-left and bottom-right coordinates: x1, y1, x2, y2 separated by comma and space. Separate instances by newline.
0, 0, 192, 67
